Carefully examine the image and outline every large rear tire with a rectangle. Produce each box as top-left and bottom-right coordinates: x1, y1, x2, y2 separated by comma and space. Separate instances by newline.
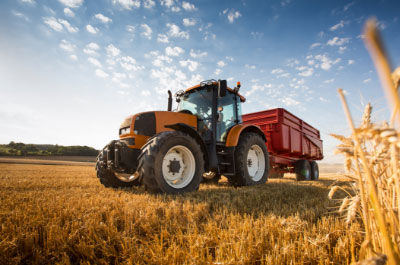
295, 160, 311, 181
137, 131, 204, 194
310, 161, 319, 181
229, 132, 269, 186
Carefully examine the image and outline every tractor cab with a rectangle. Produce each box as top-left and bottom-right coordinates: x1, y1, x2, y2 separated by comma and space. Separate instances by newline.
176, 80, 245, 144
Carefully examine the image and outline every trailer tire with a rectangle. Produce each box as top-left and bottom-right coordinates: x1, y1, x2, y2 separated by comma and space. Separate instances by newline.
137, 131, 204, 194
310, 161, 319, 180
229, 132, 269, 186
295, 160, 311, 181
96, 163, 140, 188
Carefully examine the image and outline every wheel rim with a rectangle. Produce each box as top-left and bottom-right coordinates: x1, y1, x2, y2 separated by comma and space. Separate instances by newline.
162, 145, 196, 189
246, 144, 265, 182
115, 172, 140, 182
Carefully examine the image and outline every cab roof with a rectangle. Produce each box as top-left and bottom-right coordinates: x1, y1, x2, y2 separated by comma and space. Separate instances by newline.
185, 82, 246, 102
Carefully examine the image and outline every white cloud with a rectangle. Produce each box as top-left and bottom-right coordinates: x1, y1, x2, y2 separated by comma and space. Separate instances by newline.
166, 23, 189, 39
11, 10, 30, 22
95, 69, 109, 78
106, 44, 120, 57
95, 13, 112, 23
223, 8, 242, 23
157, 34, 169, 43
141, 24, 152, 39
245, 64, 256, 69
250, 31, 263, 39
43, 17, 63, 32
343, 2, 355, 11
86, 24, 99, 34
120, 56, 143, 71
348, 60, 355, 65
20, 0, 35, 4
165, 46, 184, 56
143, 0, 155, 8
183, 18, 196, 26
319, 97, 328, 102
58, 0, 83, 8
217, 61, 226, 67
69, 54, 77, 60
330, 20, 346, 31
339, 46, 347, 53
160, 0, 174, 8
112, 0, 140, 9
141, 90, 151, 96
179, 60, 199, 72
281, 97, 300, 106
171, 6, 181, 12
88, 57, 102, 67
310, 42, 321, 49
297, 66, 314, 77
190, 49, 207, 58
327, 37, 350, 46
323, 79, 334, 83
182, 1, 197, 11
63, 8, 74, 17
59, 39, 76, 52
314, 54, 341, 70
58, 19, 78, 33
83, 42, 100, 55
271, 68, 284, 74
363, 78, 371, 83
215, 69, 222, 75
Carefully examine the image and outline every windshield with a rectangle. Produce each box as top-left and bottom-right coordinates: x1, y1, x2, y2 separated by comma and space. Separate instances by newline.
177, 89, 213, 120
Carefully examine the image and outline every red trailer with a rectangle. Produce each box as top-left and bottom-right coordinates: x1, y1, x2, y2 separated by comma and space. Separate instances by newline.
242, 108, 323, 180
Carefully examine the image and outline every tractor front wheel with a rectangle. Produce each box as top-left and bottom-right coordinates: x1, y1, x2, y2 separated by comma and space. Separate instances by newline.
138, 131, 204, 194
229, 132, 269, 186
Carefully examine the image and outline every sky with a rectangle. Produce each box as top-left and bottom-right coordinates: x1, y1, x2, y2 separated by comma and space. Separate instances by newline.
1, 0, 399, 163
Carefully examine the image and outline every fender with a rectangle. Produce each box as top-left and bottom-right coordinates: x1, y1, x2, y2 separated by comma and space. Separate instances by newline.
225, 124, 267, 147
164, 123, 210, 171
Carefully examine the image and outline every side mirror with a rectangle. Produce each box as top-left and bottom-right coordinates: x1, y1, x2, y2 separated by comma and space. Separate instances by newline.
218, 80, 227, 97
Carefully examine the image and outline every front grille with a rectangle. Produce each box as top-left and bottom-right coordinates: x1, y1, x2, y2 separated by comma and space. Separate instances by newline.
134, 112, 156, 136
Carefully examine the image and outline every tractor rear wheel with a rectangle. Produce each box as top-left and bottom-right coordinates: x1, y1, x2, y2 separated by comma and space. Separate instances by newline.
310, 161, 319, 180
137, 131, 204, 194
229, 132, 269, 186
295, 160, 311, 181
96, 161, 140, 188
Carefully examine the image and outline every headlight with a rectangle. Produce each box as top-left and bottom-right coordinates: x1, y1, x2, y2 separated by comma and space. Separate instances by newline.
119, 127, 130, 135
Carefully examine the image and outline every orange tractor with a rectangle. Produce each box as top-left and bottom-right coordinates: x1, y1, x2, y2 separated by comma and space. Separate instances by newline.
96, 80, 323, 194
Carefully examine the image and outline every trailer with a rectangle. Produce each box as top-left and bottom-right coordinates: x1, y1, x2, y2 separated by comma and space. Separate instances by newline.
242, 108, 323, 180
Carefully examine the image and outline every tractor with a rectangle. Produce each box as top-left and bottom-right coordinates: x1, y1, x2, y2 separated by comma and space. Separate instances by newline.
96, 80, 270, 193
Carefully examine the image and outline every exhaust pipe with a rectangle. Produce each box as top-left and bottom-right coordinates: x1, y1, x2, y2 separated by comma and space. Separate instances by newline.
167, 90, 172, 111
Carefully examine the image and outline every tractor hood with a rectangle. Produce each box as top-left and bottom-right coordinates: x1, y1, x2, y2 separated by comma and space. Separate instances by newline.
118, 111, 197, 149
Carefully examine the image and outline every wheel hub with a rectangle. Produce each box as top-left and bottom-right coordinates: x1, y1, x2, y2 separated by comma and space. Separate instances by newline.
168, 159, 181, 174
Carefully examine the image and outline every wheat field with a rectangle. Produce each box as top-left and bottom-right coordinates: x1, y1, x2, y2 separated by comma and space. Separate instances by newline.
0, 162, 363, 264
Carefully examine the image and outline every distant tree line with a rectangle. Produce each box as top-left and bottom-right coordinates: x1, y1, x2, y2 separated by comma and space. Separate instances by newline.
0, 141, 99, 156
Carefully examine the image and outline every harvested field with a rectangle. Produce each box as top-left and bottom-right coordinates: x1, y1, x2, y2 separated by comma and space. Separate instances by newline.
0, 163, 362, 264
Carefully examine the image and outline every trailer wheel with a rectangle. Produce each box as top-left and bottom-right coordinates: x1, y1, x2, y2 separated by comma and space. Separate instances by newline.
295, 160, 311, 181
310, 161, 319, 180
137, 131, 204, 194
229, 132, 269, 186
96, 162, 140, 188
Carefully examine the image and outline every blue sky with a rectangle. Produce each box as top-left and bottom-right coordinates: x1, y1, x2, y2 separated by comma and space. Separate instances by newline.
1, 0, 399, 163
